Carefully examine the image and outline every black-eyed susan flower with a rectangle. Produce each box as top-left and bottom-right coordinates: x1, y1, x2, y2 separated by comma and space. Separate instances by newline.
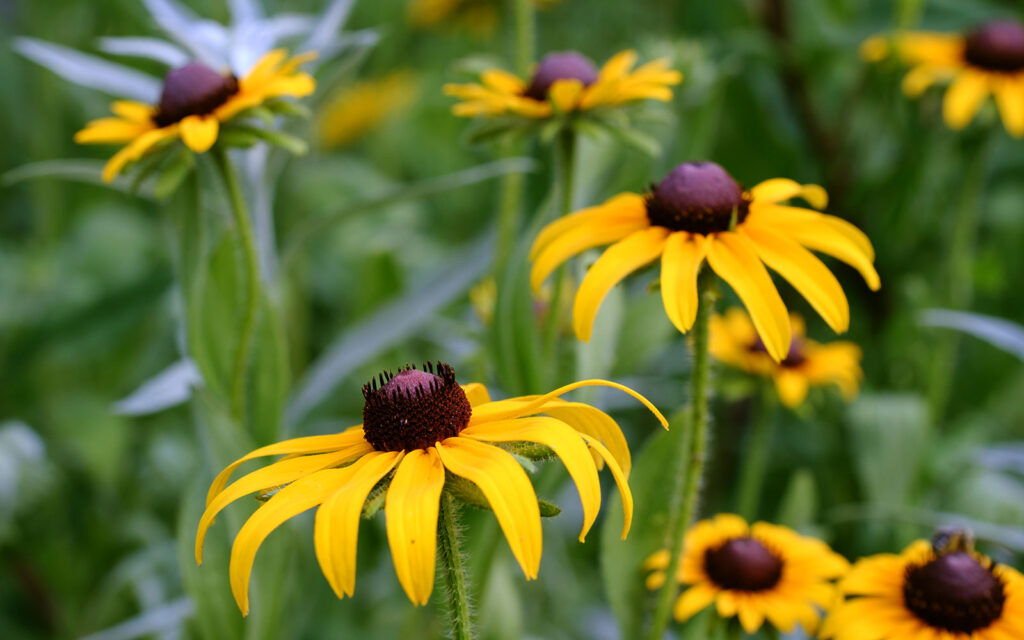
644, 514, 849, 635
444, 49, 681, 120
710, 308, 862, 407
862, 20, 1024, 137
408, 0, 558, 35
317, 72, 417, 148
821, 533, 1024, 640
196, 362, 666, 613
75, 49, 315, 182
529, 161, 881, 363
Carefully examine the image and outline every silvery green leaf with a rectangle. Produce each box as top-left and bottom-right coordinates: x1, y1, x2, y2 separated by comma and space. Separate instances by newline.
77, 597, 194, 640
142, 0, 227, 68
920, 309, 1024, 361
2, 159, 146, 196
13, 37, 160, 102
98, 37, 188, 67
229, 15, 315, 72
303, 0, 356, 55
313, 29, 380, 70
111, 359, 202, 416
975, 443, 1024, 475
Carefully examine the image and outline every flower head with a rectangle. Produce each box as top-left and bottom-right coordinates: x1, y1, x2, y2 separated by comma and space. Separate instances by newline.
711, 308, 862, 407
317, 72, 417, 148
196, 362, 666, 613
75, 49, 315, 182
644, 514, 849, 634
862, 20, 1024, 137
822, 533, 1024, 640
529, 161, 880, 362
444, 49, 682, 120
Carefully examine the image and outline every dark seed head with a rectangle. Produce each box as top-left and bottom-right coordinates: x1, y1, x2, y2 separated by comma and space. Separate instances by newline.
750, 336, 806, 368
903, 551, 1006, 633
964, 20, 1024, 72
523, 51, 599, 101
361, 362, 472, 452
645, 162, 750, 234
154, 62, 239, 127
704, 537, 783, 592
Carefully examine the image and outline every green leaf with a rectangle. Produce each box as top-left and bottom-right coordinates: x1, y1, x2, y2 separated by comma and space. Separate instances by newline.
224, 125, 308, 155
245, 296, 290, 446
775, 468, 818, 532
600, 408, 690, 638
846, 393, 928, 508
187, 231, 243, 400
2, 159, 146, 195
154, 147, 196, 200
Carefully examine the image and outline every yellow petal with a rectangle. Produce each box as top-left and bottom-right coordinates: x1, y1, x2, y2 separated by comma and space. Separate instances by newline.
530, 219, 650, 293
859, 36, 889, 62
533, 399, 631, 475
705, 233, 791, 363
599, 50, 638, 80
196, 449, 363, 564
529, 193, 647, 261
435, 437, 542, 578
228, 469, 351, 614
74, 118, 153, 144
243, 48, 288, 89
994, 79, 1024, 138
660, 232, 707, 334
674, 583, 718, 621
206, 428, 369, 506
737, 598, 765, 633
179, 115, 219, 153
313, 451, 403, 599
943, 69, 991, 130
743, 225, 849, 333
573, 227, 669, 342
111, 100, 156, 123
463, 417, 602, 542
385, 449, 445, 605
461, 383, 491, 407
101, 126, 180, 183
549, 78, 584, 112
578, 433, 632, 538
481, 69, 526, 94
774, 370, 810, 407
749, 178, 828, 209
901, 65, 946, 98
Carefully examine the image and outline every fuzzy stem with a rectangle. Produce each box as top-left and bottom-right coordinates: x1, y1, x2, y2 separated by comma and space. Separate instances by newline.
736, 384, 774, 521
212, 147, 261, 425
438, 493, 474, 640
542, 130, 577, 382
647, 272, 715, 640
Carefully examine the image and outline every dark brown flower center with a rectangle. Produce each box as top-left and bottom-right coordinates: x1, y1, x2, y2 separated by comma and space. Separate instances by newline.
154, 62, 239, 127
749, 336, 806, 368
645, 162, 750, 234
964, 21, 1024, 72
903, 552, 1006, 633
523, 52, 599, 101
704, 537, 783, 592
361, 362, 472, 452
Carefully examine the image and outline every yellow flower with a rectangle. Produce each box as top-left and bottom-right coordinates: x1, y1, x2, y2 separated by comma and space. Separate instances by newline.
710, 307, 862, 407
196, 362, 666, 613
317, 72, 417, 148
644, 514, 849, 635
862, 21, 1024, 137
821, 537, 1024, 640
444, 49, 682, 119
75, 49, 316, 182
408, 0, 559, 35
529, 161, 881, 363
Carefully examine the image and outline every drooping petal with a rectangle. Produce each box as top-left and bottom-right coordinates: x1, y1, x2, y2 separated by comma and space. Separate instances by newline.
313, 451, 403, 599
901, 64, 949, 97
529, 193, 647, 262
943, 69, 991, 130
111, 100, 156, 123
705, 233, 791, 363
749, 178, 828, 209
385, 449, 445, 606
994, 79, 1024, 138
533, 399, 631, 475
531, 219, 651, 292
660, 232, 707, 334
74, 117, 154, 144
101, 125, 180, 182
481, 69, 526, 94
573, 226, 669, 342
674, 583, 718, 621
435, 438, 542, 578
461, 383, 491, 407
179, 114, 220, 152
462, 417, 601, 541
578, 433, 632, 538
743, 225, 849, 333
549, 78, 585, 112
774, 370, 811, 408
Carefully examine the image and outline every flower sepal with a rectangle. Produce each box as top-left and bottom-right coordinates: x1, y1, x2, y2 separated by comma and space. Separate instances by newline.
445, 472, 561, 517
219, 124, 309, 155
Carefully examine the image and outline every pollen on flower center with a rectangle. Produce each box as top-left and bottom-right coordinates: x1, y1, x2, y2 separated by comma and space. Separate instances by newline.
361, 362, 472, 452
154, 62, 239, 127
523, 52, 599, 100
964, 21, 1024, 72
704, 537, 783, 592
903, 552, 1006, 633
645, 162, 751, 234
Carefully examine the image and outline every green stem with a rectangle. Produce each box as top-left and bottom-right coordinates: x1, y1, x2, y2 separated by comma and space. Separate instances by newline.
541, 131, 577, 383
212, 147, 261, 425
735, 385, 774, 521
513, 0, 536, 77
647, 272, 715, 640
438, 493, 474, 640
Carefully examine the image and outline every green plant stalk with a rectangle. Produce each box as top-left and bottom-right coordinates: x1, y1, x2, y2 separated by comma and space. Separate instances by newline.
542, 130, 577, 384
647, 272, 715, 640
513, 0, 536, 77
735, 384, 775, 521
212, 147, 261, 425
438, 493, 474, 640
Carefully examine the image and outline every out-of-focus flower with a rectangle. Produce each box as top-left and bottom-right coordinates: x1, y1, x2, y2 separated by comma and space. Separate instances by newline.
469, 277, 497, 325
530, 162, 880, 362
408, 0, 559, 36
445, 49, 681, 120
75, 50, 315, 182
317, 72, 418, 149
862, 20, 1024, 137
822, 533, 1024, 640
644, 514, 849, 635
197, 362, 666, 613
710, 308, 862, 407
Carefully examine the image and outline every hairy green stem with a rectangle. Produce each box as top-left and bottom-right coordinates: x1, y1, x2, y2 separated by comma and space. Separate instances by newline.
212, 147, 261, 425
647, 272, 715, 640
438, 493, 474, 640
736, 385, 774, 521
542, 130, 577, 383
